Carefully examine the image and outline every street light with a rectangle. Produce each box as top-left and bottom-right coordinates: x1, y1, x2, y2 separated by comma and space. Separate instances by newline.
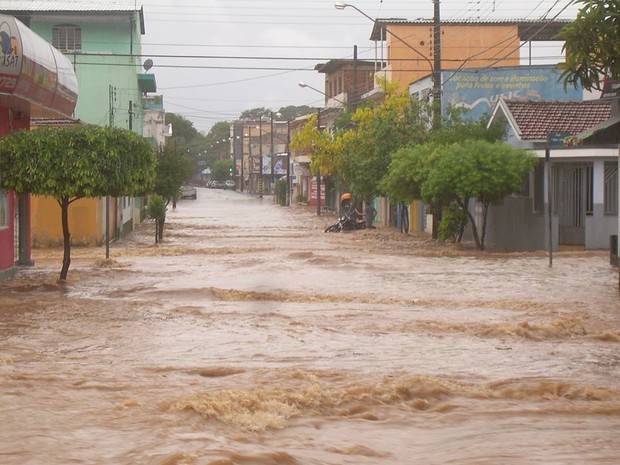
299, 81, 347, 107
334, 1, 441, 127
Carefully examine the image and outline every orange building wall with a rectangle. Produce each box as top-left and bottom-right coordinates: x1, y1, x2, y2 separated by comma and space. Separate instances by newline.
31, 196, 105, 247
386, 24, 520, 92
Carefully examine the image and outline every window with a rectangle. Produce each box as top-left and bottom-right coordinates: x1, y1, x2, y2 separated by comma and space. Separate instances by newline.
0, 189, 8, 229
604, 163, 618, 215
52, 24, 81, 52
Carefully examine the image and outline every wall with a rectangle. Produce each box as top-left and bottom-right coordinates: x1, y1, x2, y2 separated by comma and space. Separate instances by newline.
477, 196, 550, 251
31, 17, 144, 133
386, 23, 520, 93
0, 106, 29, 275
31, 196, 104, 247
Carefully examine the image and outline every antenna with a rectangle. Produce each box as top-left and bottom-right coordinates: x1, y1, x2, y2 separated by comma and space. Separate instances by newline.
143, 59, 153, 72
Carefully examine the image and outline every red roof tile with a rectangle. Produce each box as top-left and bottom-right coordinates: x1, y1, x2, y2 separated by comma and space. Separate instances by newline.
504, 100, 612, 140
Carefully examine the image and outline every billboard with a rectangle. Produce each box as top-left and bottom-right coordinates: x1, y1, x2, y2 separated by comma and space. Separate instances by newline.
441, 65, 583, 121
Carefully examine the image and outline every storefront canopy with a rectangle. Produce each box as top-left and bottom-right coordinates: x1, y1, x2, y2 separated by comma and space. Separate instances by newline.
0, 15, 78, 117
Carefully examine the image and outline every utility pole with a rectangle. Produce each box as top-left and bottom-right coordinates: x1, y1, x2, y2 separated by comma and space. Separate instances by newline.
128, 100, 133, 131
432, 0, 442, 128
106, 86, 116, 259
351, 45, 358, 110
270, 112, 274, 195
316, 108, 321, 216
259, 120, 263, 198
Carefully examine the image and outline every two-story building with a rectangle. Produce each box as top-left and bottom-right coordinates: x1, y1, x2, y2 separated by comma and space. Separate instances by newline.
1, 0, 157, 246
0, 14, 78, 279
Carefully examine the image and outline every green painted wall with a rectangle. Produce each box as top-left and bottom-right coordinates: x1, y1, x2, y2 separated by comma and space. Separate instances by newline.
30, 15, 144, 134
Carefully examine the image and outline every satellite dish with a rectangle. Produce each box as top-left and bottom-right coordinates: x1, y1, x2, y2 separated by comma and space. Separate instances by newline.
143, 59, 153, 72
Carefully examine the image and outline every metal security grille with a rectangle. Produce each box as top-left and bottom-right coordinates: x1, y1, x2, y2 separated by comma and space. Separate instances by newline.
52, 24, 82, 52
554, 164, 593, 245
604, 164, 618, 215
558, 166, 584, 228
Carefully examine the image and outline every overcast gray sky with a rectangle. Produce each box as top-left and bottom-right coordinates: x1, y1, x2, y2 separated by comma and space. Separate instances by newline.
139, 0, 580, 134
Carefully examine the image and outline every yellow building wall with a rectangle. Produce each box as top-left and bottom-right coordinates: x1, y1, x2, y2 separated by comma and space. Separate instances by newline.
31, 196, 104, 247
386, 24, 520, 92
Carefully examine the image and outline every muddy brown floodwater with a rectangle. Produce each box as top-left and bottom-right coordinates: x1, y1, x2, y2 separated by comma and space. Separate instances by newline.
1, 187, 620, 465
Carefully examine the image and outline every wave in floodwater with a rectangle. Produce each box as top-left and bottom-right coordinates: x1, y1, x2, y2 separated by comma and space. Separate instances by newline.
1, 191, 620, 465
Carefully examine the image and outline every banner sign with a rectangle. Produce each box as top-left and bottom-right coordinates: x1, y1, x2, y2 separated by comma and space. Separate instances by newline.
441, 65, 583, 121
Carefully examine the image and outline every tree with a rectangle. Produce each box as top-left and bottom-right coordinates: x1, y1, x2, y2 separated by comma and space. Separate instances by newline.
154, 144, 193, 212
336, 88, 431, 201
0, 125, 156, 280
417, 140, 536, 250
211, 158, 234, 181
146, 194, 167, 244
559, 0, 620, 91
289, 112, 333, 177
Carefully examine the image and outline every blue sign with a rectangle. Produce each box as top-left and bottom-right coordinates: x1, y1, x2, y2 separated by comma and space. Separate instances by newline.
441, 65, 583, 121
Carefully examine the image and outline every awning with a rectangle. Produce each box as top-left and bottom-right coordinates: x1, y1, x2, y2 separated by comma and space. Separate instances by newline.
295, 155, 312, 164
0, 15, 78, 117
138, 73, 157, 93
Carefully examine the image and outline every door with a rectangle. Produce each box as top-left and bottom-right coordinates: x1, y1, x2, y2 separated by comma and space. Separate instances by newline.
555, 164, 592, 245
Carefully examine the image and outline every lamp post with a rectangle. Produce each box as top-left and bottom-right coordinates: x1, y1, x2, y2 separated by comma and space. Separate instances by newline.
299, 81, 347, 107
334, 1, 441, 127
259, 119, 263, 198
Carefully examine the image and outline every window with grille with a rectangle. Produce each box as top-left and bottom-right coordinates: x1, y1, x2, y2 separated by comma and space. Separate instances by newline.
52, 24, 81, 52
604, 163, 618, 215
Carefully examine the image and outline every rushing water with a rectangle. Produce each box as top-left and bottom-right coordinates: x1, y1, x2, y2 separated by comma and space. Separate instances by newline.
1, 187, 619, 465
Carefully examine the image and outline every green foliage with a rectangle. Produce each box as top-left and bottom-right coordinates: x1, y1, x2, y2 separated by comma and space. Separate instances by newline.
0, 125, 156, 198
146, 194, 167, 222
146, 194, 167, 244
211, 158, 234, 181
417, 140, 536, 249
154, 144, 193, 201
559, 0, 620, 91
274, 178, 287, 206
336, 91, 431, 201
276, 105, 317, 122
437, 204, 468, 243
290, 112, 334, 178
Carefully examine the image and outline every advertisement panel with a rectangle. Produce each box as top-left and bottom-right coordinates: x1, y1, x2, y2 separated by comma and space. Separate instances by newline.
0, 16, 22, 94
441, 65, 583, 121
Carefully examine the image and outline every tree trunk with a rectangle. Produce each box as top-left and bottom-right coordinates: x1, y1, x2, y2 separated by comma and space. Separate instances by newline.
458, 197, 482, 250
59, 197, 71, 280
154, 220, 159, 244
480, 201, 490, 251
158, 219, 164, 242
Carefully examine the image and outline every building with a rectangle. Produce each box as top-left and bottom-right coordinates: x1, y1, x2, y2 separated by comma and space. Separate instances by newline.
483, 98, 619, 251
1, 0, 157, 245
315, 57, 378, 109
0, 14, 78, 279
368, 18, 570, 94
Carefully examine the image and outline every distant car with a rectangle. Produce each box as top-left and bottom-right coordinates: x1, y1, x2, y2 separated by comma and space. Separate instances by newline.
224, 180, 236, 190
212, 181, 226, 189
179, 186, 197, 200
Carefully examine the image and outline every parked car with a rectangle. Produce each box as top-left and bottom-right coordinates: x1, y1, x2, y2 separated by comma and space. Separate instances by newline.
212, 181, 226, 189
224, 180, 236, 190
179, 185, 197, 200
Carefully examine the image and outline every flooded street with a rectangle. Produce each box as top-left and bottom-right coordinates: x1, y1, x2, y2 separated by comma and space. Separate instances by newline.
1, 187, 619, 465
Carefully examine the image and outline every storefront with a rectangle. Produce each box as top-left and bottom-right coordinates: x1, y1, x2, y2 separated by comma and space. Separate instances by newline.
0, 15, 78, 279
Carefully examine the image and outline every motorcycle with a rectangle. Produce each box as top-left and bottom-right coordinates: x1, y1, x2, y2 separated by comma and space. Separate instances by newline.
324, 211, 366, 233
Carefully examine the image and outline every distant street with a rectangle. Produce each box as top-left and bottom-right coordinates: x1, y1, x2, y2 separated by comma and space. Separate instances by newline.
1, 187, 619, 465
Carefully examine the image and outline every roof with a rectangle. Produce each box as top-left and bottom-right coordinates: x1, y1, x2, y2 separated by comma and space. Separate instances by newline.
30, 117, 84, 126
370, 18, 572, 42
0, 1, 141, 12
495, 99, 613, 141
315, 59, 378, 74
